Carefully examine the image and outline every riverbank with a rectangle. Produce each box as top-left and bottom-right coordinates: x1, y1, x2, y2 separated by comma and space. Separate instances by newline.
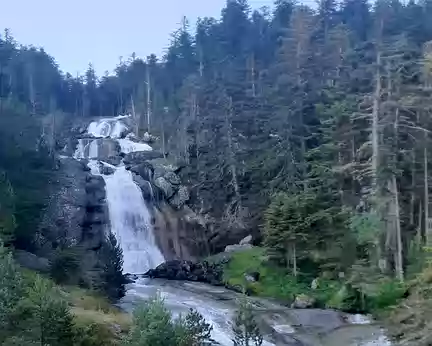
208, 247, 407, 316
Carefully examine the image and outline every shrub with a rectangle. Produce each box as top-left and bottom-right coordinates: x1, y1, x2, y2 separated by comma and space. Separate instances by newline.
123, 295, 213, 346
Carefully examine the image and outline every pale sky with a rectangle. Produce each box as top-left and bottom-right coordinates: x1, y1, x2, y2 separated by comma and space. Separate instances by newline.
0, 0, 270, 76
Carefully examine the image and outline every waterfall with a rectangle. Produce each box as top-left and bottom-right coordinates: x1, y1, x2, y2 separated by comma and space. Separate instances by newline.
104, 166, 164, 273
75, 115, 164, 274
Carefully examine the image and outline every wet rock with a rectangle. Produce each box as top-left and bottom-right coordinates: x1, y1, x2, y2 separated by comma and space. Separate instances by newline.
291, 294, 316, 309
104, 156, 122, 166
144, 260, 224, 286
14, 250, 50, 273
132, 173, 155, 201
168, 185, 190, 209
123, 151, 164, 165
128, 162, 154, 181
154, 177, 175, 199
164, 171, 181, 185
100, 163, 115, 175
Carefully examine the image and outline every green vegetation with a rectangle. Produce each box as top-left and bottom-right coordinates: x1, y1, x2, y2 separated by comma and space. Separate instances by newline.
232, 298, 263, 346
223, 247, 407, 314
123, 295, 213, 346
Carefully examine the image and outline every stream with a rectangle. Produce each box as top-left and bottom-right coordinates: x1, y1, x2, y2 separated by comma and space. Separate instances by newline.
74, 115, 393, 346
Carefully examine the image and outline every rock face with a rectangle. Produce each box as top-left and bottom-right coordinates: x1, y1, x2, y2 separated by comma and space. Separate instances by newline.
14, 250, 50, 273
38, 156, 109, 259
123, 150, 164, 164
144, 260, 224, 286
127, 162, 154, 182
168, 185, 190, 209
154, 177, 175, 198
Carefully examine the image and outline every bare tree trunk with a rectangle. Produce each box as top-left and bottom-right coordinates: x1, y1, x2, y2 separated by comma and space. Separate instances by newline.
292, 243, 297, 277
250, 54, 256, 97
146, 65, 152, 132
226, 97, 241, 202
130, 94, 138, 136
425, 130, 430, 246
372, 51, 381, 195
392, 175, 404, 282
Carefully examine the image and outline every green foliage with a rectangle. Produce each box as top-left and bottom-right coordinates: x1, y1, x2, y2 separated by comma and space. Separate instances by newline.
0, 171, 16, 245
232, 298, 263, 346
50, 247, 83, 285
0, 244, 75, 345
95, 233, 127, 301
123, 295, 213, 346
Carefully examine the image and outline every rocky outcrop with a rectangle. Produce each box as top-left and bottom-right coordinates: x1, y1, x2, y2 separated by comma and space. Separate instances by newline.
123, 150, 164, 164
14, 250, 50, 273
38, 156, 109, 259
127, 162, 154, 181
154, 177, 175, 198
144, 260, 224, 285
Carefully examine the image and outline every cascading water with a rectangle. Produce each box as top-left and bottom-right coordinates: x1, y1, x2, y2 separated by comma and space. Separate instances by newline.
75, 116, 164, 274
73, 115, 392, 346
103, 166, 164, 273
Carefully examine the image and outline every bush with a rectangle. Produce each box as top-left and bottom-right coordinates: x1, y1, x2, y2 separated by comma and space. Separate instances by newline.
50, 247, 82, 285
123, 295, 213, 346
0, 245, 76, 345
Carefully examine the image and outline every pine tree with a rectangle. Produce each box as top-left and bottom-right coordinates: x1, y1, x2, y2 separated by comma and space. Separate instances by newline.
232, 298, 263, 346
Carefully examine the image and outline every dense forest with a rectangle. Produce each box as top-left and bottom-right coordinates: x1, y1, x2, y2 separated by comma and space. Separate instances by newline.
3, 0, 432, 344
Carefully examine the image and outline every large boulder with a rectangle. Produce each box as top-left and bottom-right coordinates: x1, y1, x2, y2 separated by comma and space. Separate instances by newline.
123, 151, 164, 165
168, 185, 190, 209
128, 162, 154, 182
14, 250, 50, 273
144, 260, 224, 285
164, 171, 181, 185
154, 177, 175, 199
291, 294, 316, 309
224, 244, 253, 253
147, 158, 183, 179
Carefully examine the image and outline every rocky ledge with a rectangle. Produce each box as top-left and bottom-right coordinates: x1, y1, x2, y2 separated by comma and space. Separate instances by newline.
143, 259, 225, 286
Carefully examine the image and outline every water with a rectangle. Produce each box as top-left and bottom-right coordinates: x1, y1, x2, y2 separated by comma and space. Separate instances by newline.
103, 166, 164, 273
74, 115, 392, 346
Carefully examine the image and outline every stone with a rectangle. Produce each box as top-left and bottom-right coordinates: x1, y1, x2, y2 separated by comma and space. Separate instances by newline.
239, 235, 253, 245
123, 151, 164, 165
128, 162, 154, 181
244, 271, 260, 282
224, 244, 253, 253
100, 163, 115, 175
142, 132, 158, 143
168, 185, 190, 209
104, 156, 122, 166
154, 177, 175, 199
14, 250, 50, 273
291, 294, 316, 309
144, 260, 224, 285
132, 174, 155, 201
164, 171, 181, 185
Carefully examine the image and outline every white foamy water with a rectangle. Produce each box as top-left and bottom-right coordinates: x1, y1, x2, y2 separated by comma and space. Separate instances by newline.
103, 166, 164, 273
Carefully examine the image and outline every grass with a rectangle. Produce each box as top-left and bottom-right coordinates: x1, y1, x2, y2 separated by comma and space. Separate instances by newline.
223, 247, 309, 303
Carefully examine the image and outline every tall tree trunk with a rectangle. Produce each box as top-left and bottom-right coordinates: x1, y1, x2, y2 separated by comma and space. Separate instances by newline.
146, 65, 152, 132
425, 130, 430, 246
